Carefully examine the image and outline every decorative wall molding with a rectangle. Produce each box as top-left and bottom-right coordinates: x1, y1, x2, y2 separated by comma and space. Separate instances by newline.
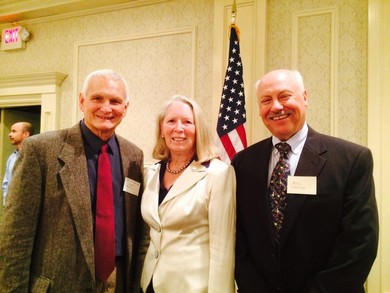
292, 7, 339, 136
70, 27, 198, 163
0, 72, 67, 132
71, 27, 197, 124
0, 0, 171, 27
0, 72, 67, 89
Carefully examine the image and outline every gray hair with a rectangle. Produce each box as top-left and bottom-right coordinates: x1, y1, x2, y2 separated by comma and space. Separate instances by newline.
80, 69, 130, 102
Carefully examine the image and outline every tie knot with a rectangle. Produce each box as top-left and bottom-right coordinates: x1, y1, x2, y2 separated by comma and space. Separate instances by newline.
275, 143, 291, 157
100, 144, 109, 153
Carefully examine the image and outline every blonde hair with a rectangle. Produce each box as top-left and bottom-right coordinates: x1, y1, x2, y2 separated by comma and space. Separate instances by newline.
152, 95, 217, 164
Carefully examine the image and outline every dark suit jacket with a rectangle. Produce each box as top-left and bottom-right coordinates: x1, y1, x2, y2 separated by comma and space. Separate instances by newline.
0, 123, 145, 292
232, 126, 378, 293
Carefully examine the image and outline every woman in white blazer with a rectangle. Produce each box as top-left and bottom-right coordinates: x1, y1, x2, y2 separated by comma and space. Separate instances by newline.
140, 95, 236, 293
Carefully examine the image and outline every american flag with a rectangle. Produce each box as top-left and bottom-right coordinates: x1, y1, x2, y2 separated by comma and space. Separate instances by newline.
216, 25, 247, 163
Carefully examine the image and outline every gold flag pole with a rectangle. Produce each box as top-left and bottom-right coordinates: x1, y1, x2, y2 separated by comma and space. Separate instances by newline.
231, 0, 237, 25
230, 0, 240, 41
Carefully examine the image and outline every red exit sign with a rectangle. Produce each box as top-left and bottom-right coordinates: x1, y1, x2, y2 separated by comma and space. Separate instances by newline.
1, 26, 25, 51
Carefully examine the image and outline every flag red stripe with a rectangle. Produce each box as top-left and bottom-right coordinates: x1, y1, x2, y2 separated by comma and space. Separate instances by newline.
220, 134, 236, 160
236, 124, 247, 148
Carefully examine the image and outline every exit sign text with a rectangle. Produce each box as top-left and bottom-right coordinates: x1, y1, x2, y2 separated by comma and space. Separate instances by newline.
1, 26, 25, 51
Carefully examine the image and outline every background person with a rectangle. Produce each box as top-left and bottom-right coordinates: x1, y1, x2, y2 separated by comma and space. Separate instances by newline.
0, 69, 145, 292
140, 95, 236, 293
1, 121, 34, 206
232, 69, 379, 293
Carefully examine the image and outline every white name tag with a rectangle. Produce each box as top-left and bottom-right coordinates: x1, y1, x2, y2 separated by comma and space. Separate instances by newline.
123, 177, 141, 196
287, 176, 317, 195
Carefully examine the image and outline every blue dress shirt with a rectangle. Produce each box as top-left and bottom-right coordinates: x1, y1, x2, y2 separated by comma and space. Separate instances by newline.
2, 150, 19, 206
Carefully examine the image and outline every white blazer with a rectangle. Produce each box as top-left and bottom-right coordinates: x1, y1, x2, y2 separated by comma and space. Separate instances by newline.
140, 158, 236, 293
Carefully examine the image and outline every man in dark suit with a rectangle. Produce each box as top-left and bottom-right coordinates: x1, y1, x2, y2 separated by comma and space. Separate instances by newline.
232, 69, 379, 293
0, 69, 146, 292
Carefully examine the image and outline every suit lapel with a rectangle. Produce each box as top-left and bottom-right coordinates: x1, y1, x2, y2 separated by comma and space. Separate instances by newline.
116, 136, 144, 285
144, 163, 162, 225
280, 128, 327, 245
117, 136, 142, 186
58, 125, 95, 278
161, 161, 207, 205
143, 161, 208, 225
253, 140, 276, 241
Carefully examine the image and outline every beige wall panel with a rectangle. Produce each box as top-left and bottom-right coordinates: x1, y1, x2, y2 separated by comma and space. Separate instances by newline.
266, 0, 368, 146
367, 0, 390, 292
292, 8, 336, 136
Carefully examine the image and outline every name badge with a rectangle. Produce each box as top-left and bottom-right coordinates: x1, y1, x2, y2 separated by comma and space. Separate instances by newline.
287, 176, 317, 195
123, 177, 141, 196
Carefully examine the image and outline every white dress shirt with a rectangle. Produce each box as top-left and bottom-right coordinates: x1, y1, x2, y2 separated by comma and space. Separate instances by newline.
268, 123, 308, 185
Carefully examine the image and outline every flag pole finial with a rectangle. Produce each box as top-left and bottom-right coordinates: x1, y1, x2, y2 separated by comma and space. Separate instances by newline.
231, 0, 237, 25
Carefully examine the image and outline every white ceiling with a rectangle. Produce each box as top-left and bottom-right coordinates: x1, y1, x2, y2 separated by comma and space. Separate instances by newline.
0, 0, 142, 24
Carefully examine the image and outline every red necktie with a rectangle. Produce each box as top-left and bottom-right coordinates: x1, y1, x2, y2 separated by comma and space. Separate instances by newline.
95, 144, 115, 281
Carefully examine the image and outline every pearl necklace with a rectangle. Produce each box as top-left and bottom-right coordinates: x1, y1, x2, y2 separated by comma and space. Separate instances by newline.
166, 160, 192, 174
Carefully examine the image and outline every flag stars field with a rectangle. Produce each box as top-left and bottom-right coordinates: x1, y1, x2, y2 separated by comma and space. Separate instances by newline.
216, 25, 247, 163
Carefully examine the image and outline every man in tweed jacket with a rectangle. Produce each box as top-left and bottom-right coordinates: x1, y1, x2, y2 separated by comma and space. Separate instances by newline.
0, 69, 146, 292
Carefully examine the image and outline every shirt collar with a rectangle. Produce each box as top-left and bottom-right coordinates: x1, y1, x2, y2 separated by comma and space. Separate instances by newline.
272, 122, 308, 155
80, 120, 117, 154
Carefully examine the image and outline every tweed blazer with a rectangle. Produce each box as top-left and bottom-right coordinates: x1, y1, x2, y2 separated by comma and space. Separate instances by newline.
232, 126, 379, 293
0, 123, 145, 292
